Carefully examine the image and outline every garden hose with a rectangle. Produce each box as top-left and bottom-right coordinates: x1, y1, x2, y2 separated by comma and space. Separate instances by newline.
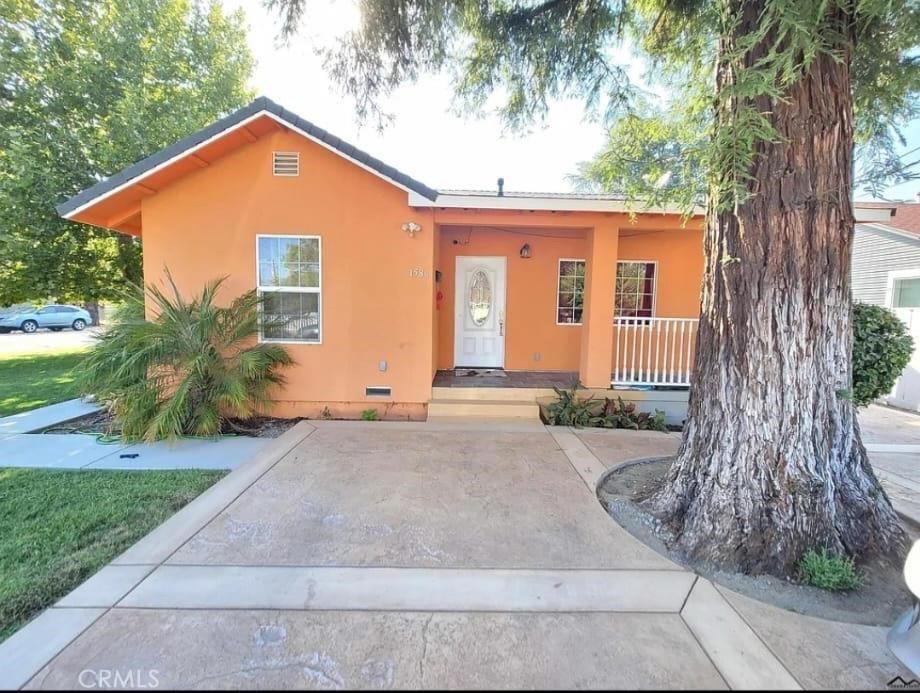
39, 428, 238, 444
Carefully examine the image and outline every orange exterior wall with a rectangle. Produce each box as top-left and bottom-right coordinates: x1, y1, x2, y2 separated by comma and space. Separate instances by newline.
436, 223, 704, 372
136, 124, 703, 412
141, 129, 437, 419
437, 225, 587, 371
617, 228, 705, 318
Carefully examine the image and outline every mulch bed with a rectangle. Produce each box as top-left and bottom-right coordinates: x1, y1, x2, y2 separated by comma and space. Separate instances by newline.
597, 457, 914, 626
42, 410, 303, 439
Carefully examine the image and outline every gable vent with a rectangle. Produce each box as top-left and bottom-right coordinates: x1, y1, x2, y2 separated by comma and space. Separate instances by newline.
272, 152, 300, 176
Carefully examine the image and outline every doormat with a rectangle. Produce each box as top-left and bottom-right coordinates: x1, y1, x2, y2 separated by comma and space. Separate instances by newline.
454, 369, 507, 378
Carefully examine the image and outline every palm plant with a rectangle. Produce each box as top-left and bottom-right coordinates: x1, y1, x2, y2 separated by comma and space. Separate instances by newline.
77, 273, 294, 441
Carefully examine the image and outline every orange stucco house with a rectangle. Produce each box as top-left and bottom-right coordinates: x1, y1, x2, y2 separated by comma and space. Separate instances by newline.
58, 97, 712, 421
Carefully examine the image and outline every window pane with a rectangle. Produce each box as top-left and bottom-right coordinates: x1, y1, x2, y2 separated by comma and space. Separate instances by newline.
559, 260, 578, 277
557, 260, 586, 324
261, 291, 320, 342
894, 278, 920, 308
468, 270, 492, 326
258, 237, 320, 289
615, 261, 656, 318
559, 275, 580, 294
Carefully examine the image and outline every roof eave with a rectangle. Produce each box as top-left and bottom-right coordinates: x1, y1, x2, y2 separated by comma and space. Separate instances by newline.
56, 96, 438, 220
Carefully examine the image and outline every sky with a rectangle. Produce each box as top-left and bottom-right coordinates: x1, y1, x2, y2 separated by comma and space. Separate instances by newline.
224, 0, 920, 202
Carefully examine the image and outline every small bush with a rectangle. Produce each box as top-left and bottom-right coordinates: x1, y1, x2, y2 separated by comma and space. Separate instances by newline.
541, 383, 601, 427
361, 408, 379, 421
541, 384, 669, 431
76, 273, 293, 441
798, 549, 862, 591
600, 397, 668, 431
320, 406, 333, 420
852, 302, 913, 407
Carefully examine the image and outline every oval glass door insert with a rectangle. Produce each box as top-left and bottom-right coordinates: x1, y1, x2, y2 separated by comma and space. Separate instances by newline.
469, 270, 492, 326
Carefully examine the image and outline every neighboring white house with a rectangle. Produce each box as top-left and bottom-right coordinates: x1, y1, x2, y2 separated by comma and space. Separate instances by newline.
852, 199, 920, 411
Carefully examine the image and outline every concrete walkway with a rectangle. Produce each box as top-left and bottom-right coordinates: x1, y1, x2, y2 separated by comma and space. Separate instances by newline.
859, 405, 920, 526
0, 398, 100, 437
0, 399, 267, 470
1, 419, 911, 689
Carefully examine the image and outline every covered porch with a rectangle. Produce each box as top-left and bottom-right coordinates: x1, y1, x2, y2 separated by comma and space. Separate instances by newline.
430, 202, 703, 386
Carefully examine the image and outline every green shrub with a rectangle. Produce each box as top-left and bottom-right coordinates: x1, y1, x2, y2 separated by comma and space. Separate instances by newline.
601, 397, 668, 431
541, 383, 602, 427
76, 274, 293, 441
852, 302, 913, 407
361, 408, 379, 421
798, 549, 863, 591
320, 406, 333, 420
541, 384, 669, 431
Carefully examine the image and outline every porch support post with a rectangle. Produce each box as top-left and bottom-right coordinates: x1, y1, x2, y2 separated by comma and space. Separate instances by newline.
578, 222, 619, 388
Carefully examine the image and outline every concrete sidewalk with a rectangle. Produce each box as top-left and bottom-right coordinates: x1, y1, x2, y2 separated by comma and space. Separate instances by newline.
0, 399, 267, 470
1, 419, 911, 689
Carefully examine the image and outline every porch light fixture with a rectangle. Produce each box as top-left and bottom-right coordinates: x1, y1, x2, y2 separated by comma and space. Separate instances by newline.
402, 221, 422, 238
519, 243, 531, 259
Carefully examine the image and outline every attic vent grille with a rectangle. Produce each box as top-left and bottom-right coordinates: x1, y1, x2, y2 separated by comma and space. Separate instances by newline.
273, 152, 300, 176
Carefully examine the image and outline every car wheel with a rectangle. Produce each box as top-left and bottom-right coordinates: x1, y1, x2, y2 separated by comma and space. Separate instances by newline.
21, 320, 38, 333
72, 319, 86, 331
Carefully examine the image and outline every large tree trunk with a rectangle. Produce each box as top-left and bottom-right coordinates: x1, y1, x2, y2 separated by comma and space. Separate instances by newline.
648, 1, 905, 576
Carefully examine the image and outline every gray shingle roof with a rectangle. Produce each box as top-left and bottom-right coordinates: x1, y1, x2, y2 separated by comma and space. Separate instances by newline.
56, 96, 439, 217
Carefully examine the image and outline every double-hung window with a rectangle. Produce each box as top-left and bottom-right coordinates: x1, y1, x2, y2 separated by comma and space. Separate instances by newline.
615, 261, 657, 318
557, 259, 586, 324
257, 235, 321, 342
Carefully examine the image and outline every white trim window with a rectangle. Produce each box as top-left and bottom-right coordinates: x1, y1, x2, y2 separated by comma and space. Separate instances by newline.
889, 271, 920, 309
615, 261, 657, 318
556, 259, 586, 324
256, 234, 321, 343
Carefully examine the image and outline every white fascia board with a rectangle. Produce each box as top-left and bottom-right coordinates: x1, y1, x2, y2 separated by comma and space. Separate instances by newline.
62, 111, 270, 219
409, 191, 702, 216
64, 110, 425, 220
260, 112, 420, 197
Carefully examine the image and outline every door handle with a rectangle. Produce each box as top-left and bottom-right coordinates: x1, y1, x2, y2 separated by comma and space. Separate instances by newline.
499, 311, 505, 337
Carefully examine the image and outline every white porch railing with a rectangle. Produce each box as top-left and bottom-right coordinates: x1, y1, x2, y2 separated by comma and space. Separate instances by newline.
612, 317, 699, 387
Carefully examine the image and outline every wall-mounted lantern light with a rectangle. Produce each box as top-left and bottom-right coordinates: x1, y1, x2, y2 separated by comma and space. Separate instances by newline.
519, 243, 531, 259
402, 221, 422, 238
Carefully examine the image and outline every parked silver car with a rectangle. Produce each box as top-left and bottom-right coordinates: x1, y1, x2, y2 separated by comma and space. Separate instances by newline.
0, 304, 92, 333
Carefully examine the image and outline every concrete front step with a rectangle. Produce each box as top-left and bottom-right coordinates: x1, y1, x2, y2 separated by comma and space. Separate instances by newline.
427, 398, 541, 419
430, 386, 555, 402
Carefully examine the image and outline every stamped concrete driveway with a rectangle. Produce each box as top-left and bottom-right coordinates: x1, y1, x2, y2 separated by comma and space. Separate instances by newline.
3, 419, 903, 689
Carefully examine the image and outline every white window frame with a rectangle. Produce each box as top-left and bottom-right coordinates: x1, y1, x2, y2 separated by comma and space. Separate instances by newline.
256, 233, 322, 344
885, 269, 920, 309
615, 259, 659, 319
556, 258, 587, 326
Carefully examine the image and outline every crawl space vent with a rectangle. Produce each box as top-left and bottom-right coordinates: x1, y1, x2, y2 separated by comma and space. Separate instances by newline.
365, 386, 392, 397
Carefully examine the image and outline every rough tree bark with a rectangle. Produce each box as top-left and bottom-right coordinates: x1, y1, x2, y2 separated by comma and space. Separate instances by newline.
647, 0, 906, 576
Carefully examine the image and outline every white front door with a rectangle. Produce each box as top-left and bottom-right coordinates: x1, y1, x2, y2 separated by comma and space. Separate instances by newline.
454, 256, 506, 368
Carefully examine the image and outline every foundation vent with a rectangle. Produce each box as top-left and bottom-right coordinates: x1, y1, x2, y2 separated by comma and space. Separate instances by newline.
366, 386, 392, 397
272, 152, 300, 176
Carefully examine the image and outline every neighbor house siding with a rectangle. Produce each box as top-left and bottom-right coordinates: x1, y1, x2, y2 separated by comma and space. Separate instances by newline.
852, 224, 920, 306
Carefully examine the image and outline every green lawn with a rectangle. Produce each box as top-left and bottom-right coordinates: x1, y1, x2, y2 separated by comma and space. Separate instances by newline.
0, 468, 225, 640
0, 349, 88, 417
